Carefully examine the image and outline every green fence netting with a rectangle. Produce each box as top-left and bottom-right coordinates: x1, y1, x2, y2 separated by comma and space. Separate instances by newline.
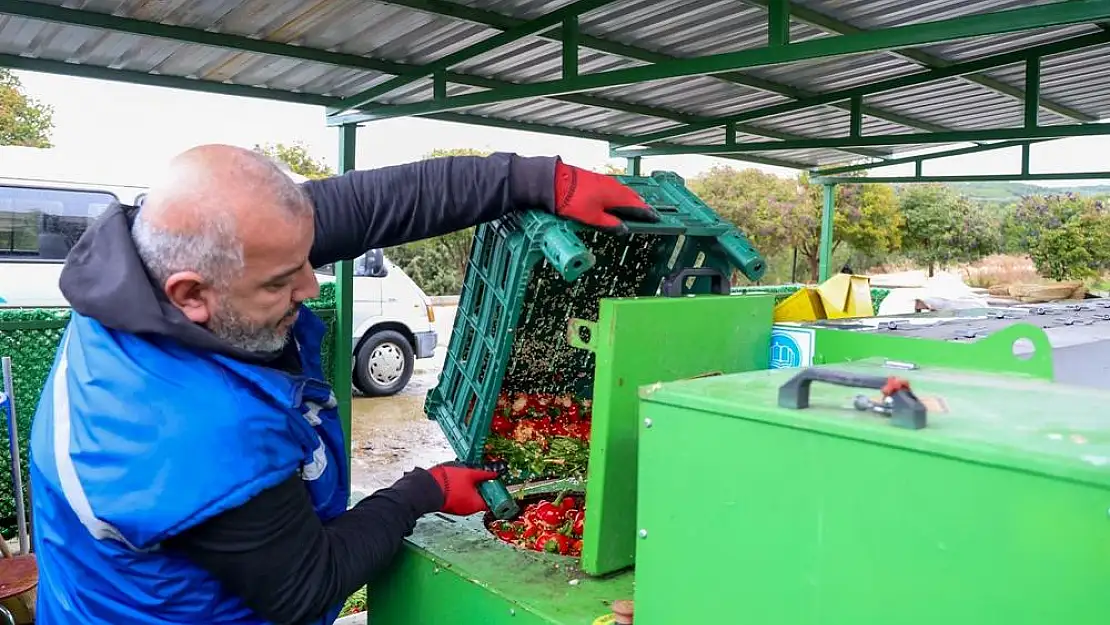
0, 281, 337, 538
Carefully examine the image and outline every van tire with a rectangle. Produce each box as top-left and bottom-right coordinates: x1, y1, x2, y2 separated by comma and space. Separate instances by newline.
354, 330, 414, 397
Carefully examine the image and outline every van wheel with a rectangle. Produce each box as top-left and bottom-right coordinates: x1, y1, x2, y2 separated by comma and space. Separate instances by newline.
354, 330, 414, 397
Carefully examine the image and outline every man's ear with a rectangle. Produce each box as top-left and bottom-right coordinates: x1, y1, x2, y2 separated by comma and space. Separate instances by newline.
163, 271, 215, 324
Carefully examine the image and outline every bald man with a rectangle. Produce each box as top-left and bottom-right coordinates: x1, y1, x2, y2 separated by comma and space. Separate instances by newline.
28, 145, 659, 625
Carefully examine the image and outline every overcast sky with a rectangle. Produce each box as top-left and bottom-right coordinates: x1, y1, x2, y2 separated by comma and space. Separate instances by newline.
7, 69, 1110, 190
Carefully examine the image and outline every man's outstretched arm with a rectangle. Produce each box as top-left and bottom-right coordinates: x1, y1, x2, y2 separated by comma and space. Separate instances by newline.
302, 153, 660, 268
165, 465, 496, 625
303, 153, 556, 267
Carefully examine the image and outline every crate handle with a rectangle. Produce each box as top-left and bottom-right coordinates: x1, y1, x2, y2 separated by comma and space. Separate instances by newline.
777, 368, 928, 430
566, 319, 597, 352
661, 267, 730, 297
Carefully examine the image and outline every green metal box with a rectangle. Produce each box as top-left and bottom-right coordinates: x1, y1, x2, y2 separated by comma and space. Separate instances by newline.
635, 360, 1110, 625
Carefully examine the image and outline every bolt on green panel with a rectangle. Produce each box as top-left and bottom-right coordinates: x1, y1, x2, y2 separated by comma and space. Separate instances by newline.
634, 360, 1110, 625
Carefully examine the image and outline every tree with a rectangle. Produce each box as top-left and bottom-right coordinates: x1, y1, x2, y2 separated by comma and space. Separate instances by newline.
690, 167, 902, 281
689, 166, 803, 258
899, 184, 1000, 276
1012, 194, 1110, 281
384, 148, 493, 294
0, 69, 54, 147
809, 179, 903, 278
253, 141, 334, 179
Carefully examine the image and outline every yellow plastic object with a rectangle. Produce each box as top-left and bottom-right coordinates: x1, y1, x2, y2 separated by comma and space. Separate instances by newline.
816, 273, 874, 319
772, 287, 826, 322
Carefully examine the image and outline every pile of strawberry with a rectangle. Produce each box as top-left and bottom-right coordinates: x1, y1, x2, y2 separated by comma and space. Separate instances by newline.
482, 391, 592, 482
487, 493, 584, 556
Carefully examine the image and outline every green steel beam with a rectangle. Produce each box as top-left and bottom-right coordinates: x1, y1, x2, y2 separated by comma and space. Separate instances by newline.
814, 172, 1110, 184
0, 0, 407, 75
0, 0, 884, 159
818, 183, 835, 283
335, 125, 358, 470
0, 8, 861, 156
626, 156, 642, 176
0, 53, 340, 107
814, 139, 1048, 176
612, 31, 1110, 147
768, 0, 791, 47
616, 123, 1110, 157
0, 48, 815, 170
372, 0, 977, 134
564, 16, 579, 80
331, 0, 617, 113
1025, 56, 1041, 129
328, 1, 1110, 124
420, 113, 817, 169
743, 0, 1098, 123
0, 0, 806, 150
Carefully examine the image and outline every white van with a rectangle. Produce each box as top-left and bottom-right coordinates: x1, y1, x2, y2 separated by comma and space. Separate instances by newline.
314, 253, 439, 397
0, 174, 437, 396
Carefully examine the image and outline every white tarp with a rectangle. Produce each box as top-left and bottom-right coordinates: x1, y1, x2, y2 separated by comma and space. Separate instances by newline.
877, 272, 990, 315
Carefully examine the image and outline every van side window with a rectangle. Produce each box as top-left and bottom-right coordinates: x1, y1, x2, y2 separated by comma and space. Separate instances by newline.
0, 184, 118, 261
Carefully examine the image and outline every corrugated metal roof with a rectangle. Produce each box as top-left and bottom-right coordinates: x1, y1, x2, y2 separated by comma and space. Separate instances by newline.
1, 0, 1108, 169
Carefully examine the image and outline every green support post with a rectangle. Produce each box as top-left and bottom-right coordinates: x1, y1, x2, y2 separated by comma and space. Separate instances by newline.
626, 156, 641, 176
1025, 56, 1041, 129
818, 183, 835, 282
335, 124, 357, 476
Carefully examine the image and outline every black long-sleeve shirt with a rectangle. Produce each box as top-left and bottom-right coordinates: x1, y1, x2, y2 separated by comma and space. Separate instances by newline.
59, 152, 559, 625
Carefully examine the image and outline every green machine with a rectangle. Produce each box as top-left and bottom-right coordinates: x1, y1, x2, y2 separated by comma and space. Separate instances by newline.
371, 171, 775, 623
364, 172, 1110, 624
635, 360, 1110, 625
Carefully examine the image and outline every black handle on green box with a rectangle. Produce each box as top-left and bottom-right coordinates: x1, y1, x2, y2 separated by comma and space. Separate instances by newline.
777, 368, 928, 430
661, 267, 730, 297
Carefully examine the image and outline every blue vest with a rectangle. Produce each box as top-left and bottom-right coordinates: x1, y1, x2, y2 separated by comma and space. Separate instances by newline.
29, 305, 349, 624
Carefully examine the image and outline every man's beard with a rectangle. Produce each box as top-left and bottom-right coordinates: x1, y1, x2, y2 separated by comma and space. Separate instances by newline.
207, 301, 298, 354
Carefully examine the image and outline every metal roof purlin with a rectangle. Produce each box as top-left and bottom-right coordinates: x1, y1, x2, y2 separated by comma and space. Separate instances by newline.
0, 51, 817, 171
0, 0, 899, 161
618, 124, 1110, 157
331, 0, 620, 113
0, 0, 408, 75
814, 140, 1051, 176
370, 0, 975, 134
0, 0, 876, 157
329, 1, 1110, 124
814, 172, 1110, 184
741, 0, 1098, 123
609, 31, 1110, 148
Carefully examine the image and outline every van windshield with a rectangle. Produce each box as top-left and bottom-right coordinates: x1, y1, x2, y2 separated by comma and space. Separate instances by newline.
0, 184, 118, 261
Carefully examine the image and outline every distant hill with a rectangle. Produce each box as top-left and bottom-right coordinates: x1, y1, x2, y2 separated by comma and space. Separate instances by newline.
894, 181, 1110, 205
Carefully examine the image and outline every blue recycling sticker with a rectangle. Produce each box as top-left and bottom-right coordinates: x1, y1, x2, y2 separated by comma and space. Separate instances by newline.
769, 327, 815, 370
770, 334, 801, 369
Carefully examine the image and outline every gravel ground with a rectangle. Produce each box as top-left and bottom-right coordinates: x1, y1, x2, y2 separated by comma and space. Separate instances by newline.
347, 306, 457, 497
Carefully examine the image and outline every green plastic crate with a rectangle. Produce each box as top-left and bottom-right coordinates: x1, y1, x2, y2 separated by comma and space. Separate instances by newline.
424, 170, 767, 518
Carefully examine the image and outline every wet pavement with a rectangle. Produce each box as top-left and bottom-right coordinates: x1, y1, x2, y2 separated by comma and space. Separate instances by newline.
348, 306, 457, 498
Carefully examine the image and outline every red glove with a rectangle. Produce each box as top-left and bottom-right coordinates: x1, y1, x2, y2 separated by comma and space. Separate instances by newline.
428, 463, 499, 516
554, 161, 660, 235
